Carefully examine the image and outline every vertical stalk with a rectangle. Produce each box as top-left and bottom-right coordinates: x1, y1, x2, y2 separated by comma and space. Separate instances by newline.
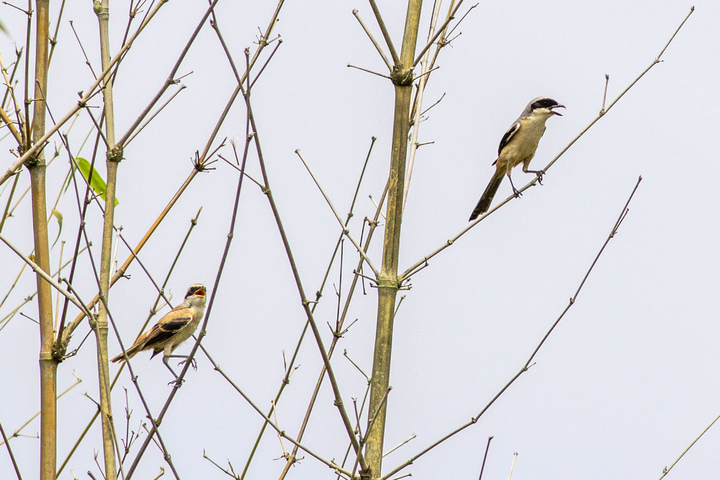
94, 0, 119, 478
365, 1, 423, 478
29, 1, 57, 479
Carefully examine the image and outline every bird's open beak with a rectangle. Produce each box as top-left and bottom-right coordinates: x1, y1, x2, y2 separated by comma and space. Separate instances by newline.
195, 288, 206, 297
551, 104, 566, 116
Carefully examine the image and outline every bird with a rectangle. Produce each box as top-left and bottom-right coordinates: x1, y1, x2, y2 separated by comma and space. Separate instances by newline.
111, 283, 207, 381
469, 97, 565, 221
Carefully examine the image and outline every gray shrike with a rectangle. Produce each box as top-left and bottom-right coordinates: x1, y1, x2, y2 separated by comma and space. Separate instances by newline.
469, 97, 565, 221
111, 283, 207, 380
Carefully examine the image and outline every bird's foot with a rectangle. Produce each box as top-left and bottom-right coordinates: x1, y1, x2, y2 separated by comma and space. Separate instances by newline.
177, 357, 197, 371
525, 169, 545, 185
168, 376, 185, 387
512, 187, 523, 199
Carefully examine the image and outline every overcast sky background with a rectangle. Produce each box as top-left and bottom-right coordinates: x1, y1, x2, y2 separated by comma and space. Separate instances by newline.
1, 1, 719, 479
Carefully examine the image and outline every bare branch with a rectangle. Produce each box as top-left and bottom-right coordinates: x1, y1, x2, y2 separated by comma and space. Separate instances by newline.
658, 410, 720, 479
295, 149, 380, 277
0, 232, 91, 318
353, 9, 392, 71
367, 0, 399, 64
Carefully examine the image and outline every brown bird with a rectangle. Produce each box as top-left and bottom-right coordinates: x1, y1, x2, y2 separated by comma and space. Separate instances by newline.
111, 284, 207, 380
469, 97, 565, 221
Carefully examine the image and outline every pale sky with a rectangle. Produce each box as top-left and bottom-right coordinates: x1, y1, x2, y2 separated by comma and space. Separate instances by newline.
1, 1, 719, 479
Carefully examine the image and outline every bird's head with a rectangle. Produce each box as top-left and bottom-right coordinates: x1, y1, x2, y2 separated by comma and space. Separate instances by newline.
185, 284, 207, 306
527, 97, 565, 117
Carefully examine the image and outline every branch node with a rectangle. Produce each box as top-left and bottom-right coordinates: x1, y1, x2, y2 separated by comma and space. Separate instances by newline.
107, 145, 124, 163
390, 66, 414, 86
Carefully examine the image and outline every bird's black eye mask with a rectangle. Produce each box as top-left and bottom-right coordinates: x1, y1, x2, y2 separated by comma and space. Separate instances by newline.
531, 98, 559, 110
189, 286, 206, 297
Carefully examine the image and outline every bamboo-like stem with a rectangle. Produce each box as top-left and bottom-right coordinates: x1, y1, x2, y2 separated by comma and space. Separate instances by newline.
366, 2, 423, 478
93, 0, 119, 477
27, 2, 57, 479
411, 0, 463, 67
367, 0, 399, 64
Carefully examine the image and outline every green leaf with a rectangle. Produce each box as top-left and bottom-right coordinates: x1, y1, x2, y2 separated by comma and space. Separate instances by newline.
74, 157, 119, 206
50, 208, 63, 247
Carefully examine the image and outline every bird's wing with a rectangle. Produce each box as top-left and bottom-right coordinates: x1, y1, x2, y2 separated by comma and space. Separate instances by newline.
497, 121, 520, 157
140, 310, 194, 351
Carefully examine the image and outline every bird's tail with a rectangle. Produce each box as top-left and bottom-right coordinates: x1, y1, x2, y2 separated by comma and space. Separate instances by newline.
469, 171, 504, 221
111, 345, 140, 363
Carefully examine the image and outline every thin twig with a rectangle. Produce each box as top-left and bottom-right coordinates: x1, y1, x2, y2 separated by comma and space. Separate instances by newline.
198, 345, 357, 479
601, 74, 609, 112
0, 421, 23, 480
658, 411, 720, 479
478, 436, 493, 480
352, 9, 392, 71
0, 232, 91, 317
295, 149, 380, 277
382, 434, 416, 458
347, 64, 392, 80
367, 0, 399, 64
507, 452, 518, 480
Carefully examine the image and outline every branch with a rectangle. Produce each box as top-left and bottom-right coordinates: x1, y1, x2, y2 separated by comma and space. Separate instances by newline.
367, 0, 399, 64
352, 9, 392, 71
295, 149, 380, 277
658, 411, 720, 479
0, 232, 91, 318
